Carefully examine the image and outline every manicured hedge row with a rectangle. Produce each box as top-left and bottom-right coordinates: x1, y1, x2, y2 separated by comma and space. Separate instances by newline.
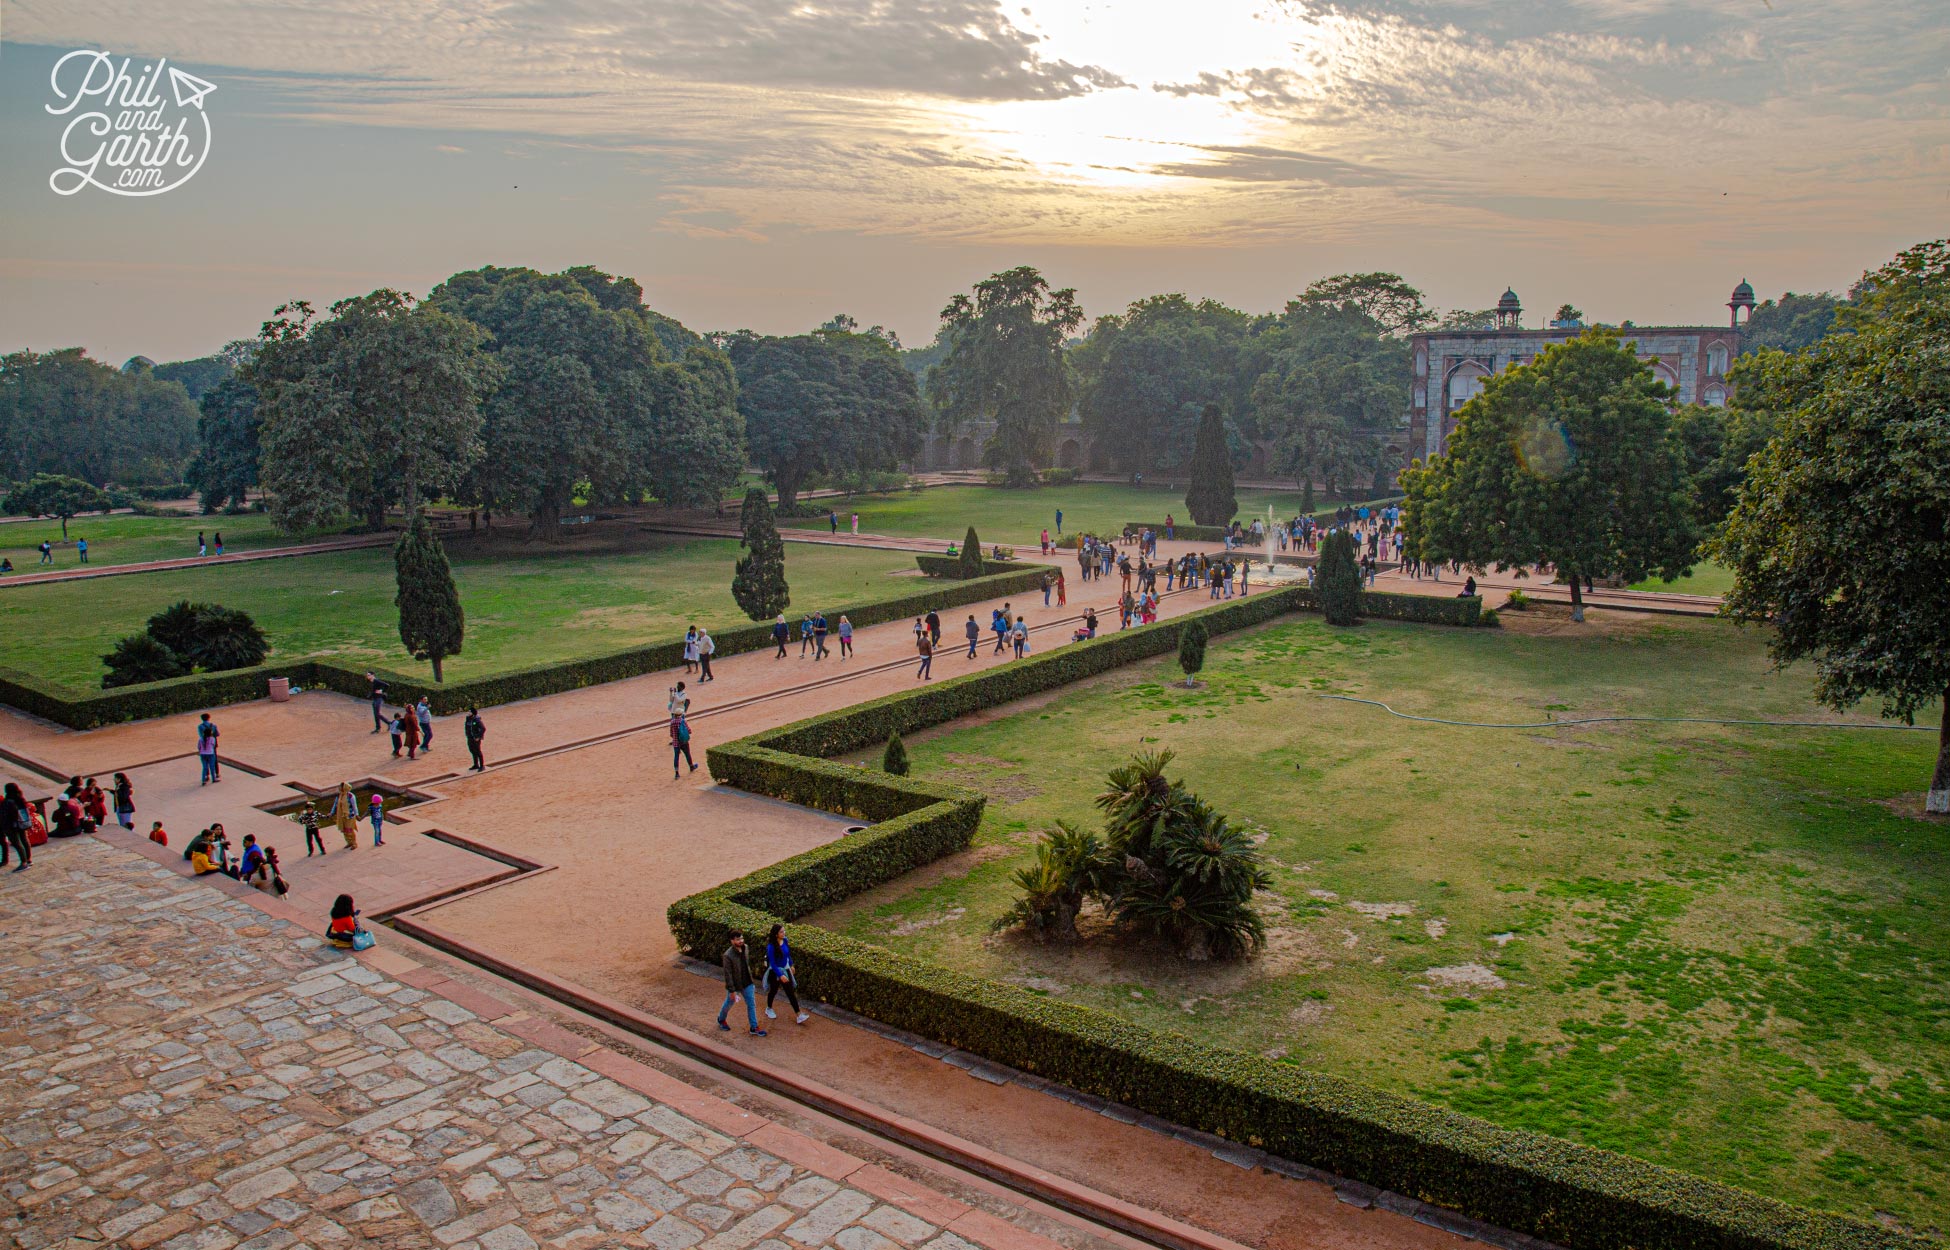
914, 556, 1030, 579
671, 583, 1906, 1250
1124, 520, 1230, 542
0, 564, 1054, 729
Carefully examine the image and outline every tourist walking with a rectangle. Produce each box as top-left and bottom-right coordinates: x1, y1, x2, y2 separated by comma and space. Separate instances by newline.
196, 713, 220, 784
1, 783, 31, 871
1054, 508, 1063, 535
837, 615, 853, 659
390, 711, 406, 757
850, 512, 859, 535
213, 532, 224, 556
415, 697, 433, 749
925, 609, 942, 646
763, 923, 810, 1024
369, 793, 386, 845
76, 537, 88, 564
464, 708, 487, 771
683, 626, 700, 674
1041, 571, 1053, 606
915, 631, 934, 680
1011, 615, 1029, 658
671, 712, 698, 777
333, 782, 359, 849
964, 614, 979, 658
197, 531, 206, 558
112, 772, 134, 830
813, 612, 830, 660
367, 672, 387, 732
402, 710, 421, 761
38, 540, 52, 565
698, 628, 716, 680
302, 803, 326, 856
773, 614, 790, 658
717, 932, 765, 1035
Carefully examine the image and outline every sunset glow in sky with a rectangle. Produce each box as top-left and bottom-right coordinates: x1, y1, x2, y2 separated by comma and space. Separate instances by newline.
3, 0, 1945, 362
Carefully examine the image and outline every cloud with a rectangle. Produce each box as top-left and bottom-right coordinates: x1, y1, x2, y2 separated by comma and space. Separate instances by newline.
1143, 144, 1402, 187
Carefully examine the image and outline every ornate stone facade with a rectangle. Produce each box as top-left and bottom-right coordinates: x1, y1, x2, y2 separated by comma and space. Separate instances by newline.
1406, 286, 1751, 464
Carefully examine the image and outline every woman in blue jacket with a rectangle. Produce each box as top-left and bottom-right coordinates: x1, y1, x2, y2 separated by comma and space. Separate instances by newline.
763, 923, 809, 1024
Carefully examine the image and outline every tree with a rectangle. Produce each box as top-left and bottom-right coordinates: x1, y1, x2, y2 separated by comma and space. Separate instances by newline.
1177, 617, 1207, 686
1400, 329, 1698, 621
139, 600, 267, 673
430, 267, 743, 535
1672, 402, 1777, 531
1072, 296, 1249, 472
730, 488, 790, 620
1716, 240, 1950, 811
247, 291, 497, 532
958, 526, 983, 579
883, 732, 910, 776
1295, 273, 1434, 336
4, 474, 111, 537
991, 821, 1109, 942
1249, 303, 1407, 507
1742, 291, 1845, 354
724, 328, 925, 512
927, 266, 1083, 484
101, 634, 190, 688
1317, 529, 1362, 625
1552, 304, 1584, 326
187, 370, 260, 512
0, 349, 197, 487
395, 512, 465, 682
1183, 404, 1236, 526
153, 339, 253, 402
1437, 308, 1495, 331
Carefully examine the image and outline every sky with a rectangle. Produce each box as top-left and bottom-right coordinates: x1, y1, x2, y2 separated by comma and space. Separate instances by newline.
3, 0, 1946, 365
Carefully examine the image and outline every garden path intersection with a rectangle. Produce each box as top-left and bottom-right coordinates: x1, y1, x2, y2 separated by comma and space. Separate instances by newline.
0, 558, 1498, 1250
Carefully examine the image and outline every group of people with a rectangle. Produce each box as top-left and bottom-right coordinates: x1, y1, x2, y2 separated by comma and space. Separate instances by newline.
366, 672, 488, 770
770, 612, 854, 661
717, 924, 810, 1035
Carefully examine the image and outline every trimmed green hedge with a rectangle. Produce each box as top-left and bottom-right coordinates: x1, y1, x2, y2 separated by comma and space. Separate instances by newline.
672, 585, 1907, 1250
0, 563, 1053, 730
1125, 520, 1230, 543
914, 555, 1034, 579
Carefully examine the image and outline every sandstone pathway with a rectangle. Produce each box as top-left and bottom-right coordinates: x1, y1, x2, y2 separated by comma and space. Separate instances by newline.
0, 836, 1071, 1250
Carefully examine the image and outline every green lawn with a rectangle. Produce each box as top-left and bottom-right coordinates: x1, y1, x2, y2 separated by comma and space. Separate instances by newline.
1630, 559, 1736, 597
0, 512, 344, 572
807, 482, 1388, 546
0, 529, 916, 692
820, 611, 1948, 1227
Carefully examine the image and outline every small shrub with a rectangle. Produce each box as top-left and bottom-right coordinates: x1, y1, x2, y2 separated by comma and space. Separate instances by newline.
883, 731, 910, 776
1178, 617, 1207, 685
992, 821, 1109, 942
1503, 589, 1531, 611
1317, 530, 1362, 626
101, 634, 191, 689
187, 606, 270, 671
1480, 608, 1501, 627
958, 526, 983, 580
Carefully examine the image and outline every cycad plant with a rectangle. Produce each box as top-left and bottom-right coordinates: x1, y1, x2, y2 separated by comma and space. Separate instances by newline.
990, 821, 1110, 942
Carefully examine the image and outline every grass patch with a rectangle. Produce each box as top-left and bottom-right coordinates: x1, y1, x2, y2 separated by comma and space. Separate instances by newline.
817, 613, 1948, 1228
0, 512, 345, 571
1629, 559, 1736, 597
0, 528, 916, 692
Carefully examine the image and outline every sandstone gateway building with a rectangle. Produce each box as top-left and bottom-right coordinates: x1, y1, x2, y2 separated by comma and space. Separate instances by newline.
1406, 281, 1756, 462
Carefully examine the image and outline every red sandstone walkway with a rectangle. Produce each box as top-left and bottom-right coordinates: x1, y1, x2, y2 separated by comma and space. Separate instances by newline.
0, 567, 1491, 1250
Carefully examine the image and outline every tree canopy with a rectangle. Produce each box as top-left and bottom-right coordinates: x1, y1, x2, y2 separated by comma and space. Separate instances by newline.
1072, 295, 1249, 473
247, 290, 498, 532
1250, 301, 1407, 506
1183, 404, 1236, 526
3, 473, 112, 537
730, 487, 790, 621
723, 327, 924, 512
429, 266, 743, 535
1716, 240, 1950, 810
927, 266, 1082, 485
1400, 328, 1698, 620
1294, 272, 1435, 337
1741, 290, 1845, 354
0, 348, 197, 486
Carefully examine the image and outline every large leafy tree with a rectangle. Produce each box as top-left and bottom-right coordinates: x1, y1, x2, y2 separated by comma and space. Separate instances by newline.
1741, 290, 1845, 354
927, 266, 1082, 485
4, 473, 111, 537
1183, 404, 1236, 526
188, 367, 261, 513
1717, 241, 1950, 811
723, 327, 924, 512
248, 291, 497, 532
1400, 328, 1697, 621
1294, 272, 1434, 337
1250, 302, 1408, 507
394, 512, 465, 682
430, 267, 743, 536
1072, 295, 1249, 473
730, 487, 790, 620
153, 339, 253, 403
0, 348, 197, 486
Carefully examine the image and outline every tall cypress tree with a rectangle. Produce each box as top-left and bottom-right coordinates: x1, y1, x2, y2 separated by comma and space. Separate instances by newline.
1183, 403, 1236, 527
731, 487, 791, 620
395, 512, 465, 681
959, 526, 984, 579
1317, 528, 1362, 626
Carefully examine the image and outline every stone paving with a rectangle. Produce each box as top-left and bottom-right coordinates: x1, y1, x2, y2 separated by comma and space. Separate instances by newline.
0, 837, 1022, 1250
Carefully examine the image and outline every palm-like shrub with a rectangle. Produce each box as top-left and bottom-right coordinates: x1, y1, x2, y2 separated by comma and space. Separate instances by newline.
102, 634, 191, 688
106, 599, 269, 686
991, 821, 1109, 942
187, 606, 269, 671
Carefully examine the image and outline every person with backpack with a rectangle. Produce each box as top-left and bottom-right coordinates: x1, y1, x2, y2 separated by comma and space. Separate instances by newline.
196, 713, 220, 784
763, 923, 810, 1024
0, 783, 31, 872
671, 712, 698, 778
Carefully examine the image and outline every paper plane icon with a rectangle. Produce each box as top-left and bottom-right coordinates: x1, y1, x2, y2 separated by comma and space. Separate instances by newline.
168, 67, 217, 110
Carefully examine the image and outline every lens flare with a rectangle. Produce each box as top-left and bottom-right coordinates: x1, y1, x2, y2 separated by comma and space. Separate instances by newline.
1515, 417, 1575, 479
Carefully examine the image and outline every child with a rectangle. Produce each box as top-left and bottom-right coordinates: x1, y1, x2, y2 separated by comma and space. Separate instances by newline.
302, 803, 325, 856
327, 894, 365, 947
389, 711, 405, 758
148, 821, 169, 847
369, 793, 386, 846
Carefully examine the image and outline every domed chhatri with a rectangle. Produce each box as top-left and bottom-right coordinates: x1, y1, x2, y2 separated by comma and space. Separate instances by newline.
1495, 287, 1522, 329
1729, 278, 1757, 327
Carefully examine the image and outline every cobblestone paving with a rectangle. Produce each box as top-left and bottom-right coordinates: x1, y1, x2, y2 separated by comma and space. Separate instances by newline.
0, 839, 985, 1250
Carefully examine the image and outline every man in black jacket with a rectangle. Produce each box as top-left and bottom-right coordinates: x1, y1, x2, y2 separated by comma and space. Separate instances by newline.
464, 708, 487, 771
366, 672, 387, 733
716, 933, 766, 1035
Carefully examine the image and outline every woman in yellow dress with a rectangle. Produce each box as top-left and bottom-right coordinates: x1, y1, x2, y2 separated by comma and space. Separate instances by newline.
331, 782, 359, 850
